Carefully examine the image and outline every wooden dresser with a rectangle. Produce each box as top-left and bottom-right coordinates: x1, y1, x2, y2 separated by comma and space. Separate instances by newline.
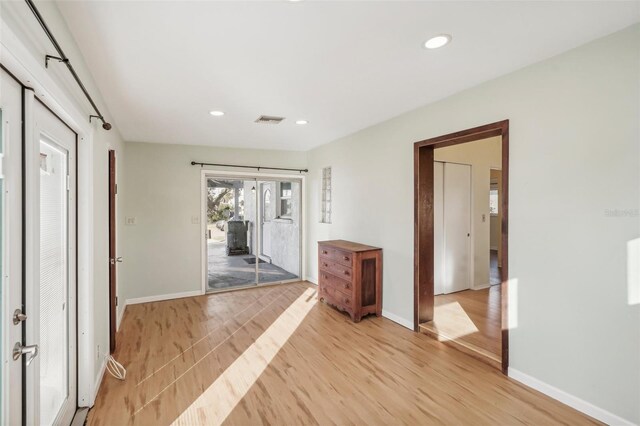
318, 240, 382, 322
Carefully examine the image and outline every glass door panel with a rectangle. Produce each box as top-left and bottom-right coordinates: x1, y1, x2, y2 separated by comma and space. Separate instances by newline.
38, 138, 69, 426
206, 178, 258, 292
256, 179, 301, 285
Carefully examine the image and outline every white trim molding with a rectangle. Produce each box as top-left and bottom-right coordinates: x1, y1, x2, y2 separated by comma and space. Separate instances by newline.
93, 357, 108, 403
126, 290, 203, 306
508, 368, 635, 426
116, 303, 127, 332
305, 276, 318, 285
381, 310, 413, 330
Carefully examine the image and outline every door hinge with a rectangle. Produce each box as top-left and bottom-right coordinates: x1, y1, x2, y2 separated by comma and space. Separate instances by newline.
115, 184, 118, 195
116, 296, 118, 306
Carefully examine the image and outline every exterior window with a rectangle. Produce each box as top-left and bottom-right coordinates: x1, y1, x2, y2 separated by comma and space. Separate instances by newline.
321, 167, 331, 224
489, 188, 499, 215
278, 182, 292, 218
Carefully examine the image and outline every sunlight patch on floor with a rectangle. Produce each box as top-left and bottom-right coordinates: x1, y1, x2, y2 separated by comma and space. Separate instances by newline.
172, 287, 317, 425
433, 301, 479, 340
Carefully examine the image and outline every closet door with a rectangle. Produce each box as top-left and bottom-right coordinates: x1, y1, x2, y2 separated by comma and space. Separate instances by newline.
443, 163, 472, 294
433, 162, 445, 295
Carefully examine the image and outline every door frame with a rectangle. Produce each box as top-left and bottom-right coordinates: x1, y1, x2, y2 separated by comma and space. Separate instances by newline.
108, 150, 117, 353
200, 169, 306, 295
413, 119, 509, 373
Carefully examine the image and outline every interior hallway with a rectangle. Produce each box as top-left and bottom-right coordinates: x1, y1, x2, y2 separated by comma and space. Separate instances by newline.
89, 282, 596, 425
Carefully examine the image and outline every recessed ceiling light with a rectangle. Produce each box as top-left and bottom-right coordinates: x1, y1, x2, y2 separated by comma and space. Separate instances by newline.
209, 110, 225, 116
295, 120, 308, 125
424, 34, 452, 50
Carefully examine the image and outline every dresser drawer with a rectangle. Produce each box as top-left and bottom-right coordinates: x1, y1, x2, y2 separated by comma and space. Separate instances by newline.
319, 271, 354, 296
319, 284, 354, 309
319, 258, 353, 281
319, 246, 353, 268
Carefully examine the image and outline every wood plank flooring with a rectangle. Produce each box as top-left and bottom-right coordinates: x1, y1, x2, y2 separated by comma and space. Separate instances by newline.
88, 282, 598, 425
421, 286, 502, 367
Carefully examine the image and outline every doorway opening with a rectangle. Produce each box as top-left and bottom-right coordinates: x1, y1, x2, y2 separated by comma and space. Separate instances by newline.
414, 120, 509, 373
203, 173, 302, 293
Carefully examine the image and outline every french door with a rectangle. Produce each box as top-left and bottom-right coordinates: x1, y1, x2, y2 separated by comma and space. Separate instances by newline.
23, 96, 77, 426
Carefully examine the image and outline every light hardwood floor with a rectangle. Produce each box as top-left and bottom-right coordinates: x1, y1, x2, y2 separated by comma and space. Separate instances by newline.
421, 286, 502, 368
89, 282, 598, 425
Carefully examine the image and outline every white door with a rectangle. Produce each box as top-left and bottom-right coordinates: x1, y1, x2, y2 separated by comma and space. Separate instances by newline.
434, 162, 472, 295
434, 162, 445, 295
443, 163, 472, 294
24, 95, 77, 426
2, 69, 25, 426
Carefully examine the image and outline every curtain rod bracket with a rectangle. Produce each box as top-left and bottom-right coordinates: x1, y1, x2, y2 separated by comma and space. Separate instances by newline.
45, 54, 68, 68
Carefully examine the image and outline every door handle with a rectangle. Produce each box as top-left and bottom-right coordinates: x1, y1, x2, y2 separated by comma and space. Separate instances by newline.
13, 309, 27, 325
13, 342, 38, 366
110, 257, 123, 265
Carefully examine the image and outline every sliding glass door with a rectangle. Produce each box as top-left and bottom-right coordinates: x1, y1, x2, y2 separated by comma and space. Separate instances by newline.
205, 174, 302, 293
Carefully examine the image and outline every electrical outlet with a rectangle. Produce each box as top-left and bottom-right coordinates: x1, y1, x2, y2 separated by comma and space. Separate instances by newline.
125, 217, 137, 225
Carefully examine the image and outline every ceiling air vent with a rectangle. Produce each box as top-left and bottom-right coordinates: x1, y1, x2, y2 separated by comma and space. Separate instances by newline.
255, 115, 285, 125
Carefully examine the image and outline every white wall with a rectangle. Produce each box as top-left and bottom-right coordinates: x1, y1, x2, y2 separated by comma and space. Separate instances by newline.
306, 25, 639, 423
435, 136, 501, 289
121, 142, 307, 301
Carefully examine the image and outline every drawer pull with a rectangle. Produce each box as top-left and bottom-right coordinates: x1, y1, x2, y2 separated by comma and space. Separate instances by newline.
345, 283, 350, 289
323, 263, 328, 267
343, 270, 349, 276
343, 256, 349, 261
322, 250, 328, 255
323, 274, 328, 279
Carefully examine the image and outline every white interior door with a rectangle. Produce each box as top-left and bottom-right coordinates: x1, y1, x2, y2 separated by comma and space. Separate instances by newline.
25, 96, 77, 426
434, 162, 445, 295
2, 69, 25, 426
443, 162, 472, 294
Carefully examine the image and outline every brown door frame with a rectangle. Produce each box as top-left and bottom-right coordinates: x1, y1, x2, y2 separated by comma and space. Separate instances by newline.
413, 120, 509, 373
108, 150, 117, 353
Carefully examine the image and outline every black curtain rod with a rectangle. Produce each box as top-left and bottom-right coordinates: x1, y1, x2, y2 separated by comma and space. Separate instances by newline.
191, 161, 308, 173
24, 0, 112, 131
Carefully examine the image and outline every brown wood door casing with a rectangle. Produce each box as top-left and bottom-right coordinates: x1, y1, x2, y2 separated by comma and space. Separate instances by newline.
414, 120, 509, 373
109, 150, 117, 353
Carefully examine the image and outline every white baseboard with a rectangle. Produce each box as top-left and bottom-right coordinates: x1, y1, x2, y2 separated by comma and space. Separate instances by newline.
116, 303, 126, 331
93, 357, 107, 404
508, 368, 634, 426
472, 283, 491, 290
126, 290, 203, 305
381, 310, 413, 330
305, 276, 318, 285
